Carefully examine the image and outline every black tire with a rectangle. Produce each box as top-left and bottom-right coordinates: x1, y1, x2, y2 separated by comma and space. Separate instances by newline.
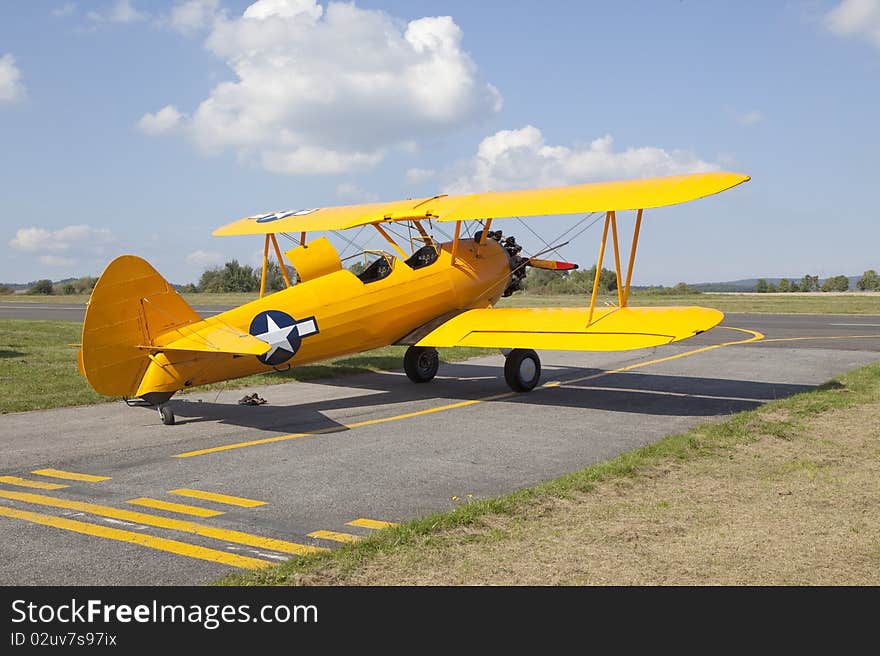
159, 404, 175, 426
404, 346, 439, 383
504, 349, 541, 392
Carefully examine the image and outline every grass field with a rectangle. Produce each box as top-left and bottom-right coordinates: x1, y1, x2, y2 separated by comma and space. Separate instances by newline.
221, 360, 880, 586
0, 319, 491, 414
4, 290, 878, 313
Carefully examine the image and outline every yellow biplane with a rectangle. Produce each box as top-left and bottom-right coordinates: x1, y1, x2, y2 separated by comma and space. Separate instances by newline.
78, 171, 748, 424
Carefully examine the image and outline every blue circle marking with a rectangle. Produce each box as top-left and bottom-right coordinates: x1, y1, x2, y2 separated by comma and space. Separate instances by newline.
248, 310, 301, 366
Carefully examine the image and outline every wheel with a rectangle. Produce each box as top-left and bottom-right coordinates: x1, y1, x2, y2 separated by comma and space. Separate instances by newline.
504, 349, 541, 392
403, 346, 439, 383
158, 404, 175, 426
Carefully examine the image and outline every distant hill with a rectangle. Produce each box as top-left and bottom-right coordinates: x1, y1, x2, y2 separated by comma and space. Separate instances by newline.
692, 276, 862, 292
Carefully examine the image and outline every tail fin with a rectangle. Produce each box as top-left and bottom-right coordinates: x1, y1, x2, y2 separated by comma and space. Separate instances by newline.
79, 255, 202, 397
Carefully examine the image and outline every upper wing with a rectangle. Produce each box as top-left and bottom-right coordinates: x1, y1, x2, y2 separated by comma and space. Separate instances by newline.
414, 306, 723, 351
213, 172, 749, 236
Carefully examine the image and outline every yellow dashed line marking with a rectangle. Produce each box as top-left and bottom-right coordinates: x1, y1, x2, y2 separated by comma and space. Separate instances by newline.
0, 489, 325, 556
168, 488, 266, 508
175, 327, 765, 459
0, 476, 68, 490
127, 498, 224, 518
308, 530, 363, 543
0, 504, 270, 569
346, 518, 399, 530
31, 469, 110, 483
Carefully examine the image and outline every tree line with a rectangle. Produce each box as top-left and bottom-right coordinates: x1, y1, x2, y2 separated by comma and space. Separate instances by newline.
754, 270, 879, 293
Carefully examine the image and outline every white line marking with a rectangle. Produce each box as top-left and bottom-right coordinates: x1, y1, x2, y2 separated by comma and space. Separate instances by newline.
562, 384, 767, 404
828, 323, 880, 327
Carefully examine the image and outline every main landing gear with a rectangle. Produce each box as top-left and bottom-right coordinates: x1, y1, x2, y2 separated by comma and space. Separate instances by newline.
402, 345, 542, 392
404, 345, 440, 383
503, 348, 541, 392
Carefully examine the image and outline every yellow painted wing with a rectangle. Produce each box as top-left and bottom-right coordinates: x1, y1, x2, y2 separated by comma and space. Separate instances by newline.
415, 306, 723, 351
214, 172, 749, 236
147, 318, 270, 356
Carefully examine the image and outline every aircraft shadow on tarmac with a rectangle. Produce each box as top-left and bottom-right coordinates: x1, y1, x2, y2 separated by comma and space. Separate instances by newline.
147, 361, 814, 433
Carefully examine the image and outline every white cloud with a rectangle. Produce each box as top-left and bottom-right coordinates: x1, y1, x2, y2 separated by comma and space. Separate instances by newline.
40, 255, 77, 267
137, 105, 185, 135
88, 0, 147, 24
445, 126, 718, 194
52, 3, 77, 18
10, 225, 114, 254
406, 167, 436, 184
336, 182, 379, 203
146, 0, 501, 175
167, 0, 222, 34
186, 249, 225, 267
734, 110, 763, 126
0, 54, 26, 105
826, 0, 880, 47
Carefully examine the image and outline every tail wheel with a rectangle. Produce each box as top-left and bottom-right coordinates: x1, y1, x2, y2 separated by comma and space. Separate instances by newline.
158, 404, 175, 426
404, 346, 439, 383
504, 349, 541, 392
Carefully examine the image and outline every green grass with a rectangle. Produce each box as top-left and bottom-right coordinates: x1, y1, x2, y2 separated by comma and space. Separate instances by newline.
0, 319, 491, 414
218, 359, 880, 585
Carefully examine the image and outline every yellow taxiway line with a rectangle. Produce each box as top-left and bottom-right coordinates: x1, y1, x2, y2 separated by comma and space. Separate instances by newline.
31, 468, 110, 483
175, 327, 765, 459
0, 476, 68, 490
127, 497, 224, 518
308, 530, 362, 543
168, 488, 266, 507
346, 518, 400, 530
0, 503, 270, 569
0, 489, 324, 556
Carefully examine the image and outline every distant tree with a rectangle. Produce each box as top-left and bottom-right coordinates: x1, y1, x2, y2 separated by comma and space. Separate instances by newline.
0, 284, 13, 295
857, 269, 879, 291
767, 282, 777, 293
755, 279, 768, 293
799, 274, 819, 292
778, 278, 790, 293
74, 276, 98, 293
178, 283, 198, 294
62, 283, 76, 295
790, 282, 801, 292
29, 279, 54, 295
264, 261, 294, 292
198, 260, 259, 293
821, 275, 849, 292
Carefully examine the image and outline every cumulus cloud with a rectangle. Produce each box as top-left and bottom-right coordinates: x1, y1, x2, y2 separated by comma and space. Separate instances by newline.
336, 182, 379, 203
0, 54, 26, 105
10, 225, 114, 254
406, 167, 436, 184
52, 3, 77, 18
88, 0, 146, 24
826, 0, 880, 47
186, 249, 225, 267
40, 255, 77, 267
445, 126, 719, 194
137, 105, 185, 135
167, 0, 222, 34
734, 110, 763, 126
144, 0, 501, 174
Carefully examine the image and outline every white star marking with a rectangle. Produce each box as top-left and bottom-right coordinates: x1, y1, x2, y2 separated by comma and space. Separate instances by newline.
253, 314, 296, 361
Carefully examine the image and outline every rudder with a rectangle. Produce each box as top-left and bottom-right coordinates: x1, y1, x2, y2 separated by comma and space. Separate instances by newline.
79, 255, 201, 397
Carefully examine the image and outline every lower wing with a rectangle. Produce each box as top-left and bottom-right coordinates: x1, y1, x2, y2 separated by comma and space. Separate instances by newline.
415, 306, 723, 351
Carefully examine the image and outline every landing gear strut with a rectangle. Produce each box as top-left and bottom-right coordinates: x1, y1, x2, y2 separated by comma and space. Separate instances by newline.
504, 349, 541, 392
158, 403, 175, 426
404, 345, 439, 383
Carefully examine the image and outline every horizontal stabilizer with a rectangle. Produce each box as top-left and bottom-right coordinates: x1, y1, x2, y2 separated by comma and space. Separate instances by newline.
415, 306, 723, 351
147, 318, 270, 356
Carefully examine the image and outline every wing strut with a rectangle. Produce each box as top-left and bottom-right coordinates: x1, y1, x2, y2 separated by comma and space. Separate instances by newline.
259, 233, 293, 298
587, 208, 645, 324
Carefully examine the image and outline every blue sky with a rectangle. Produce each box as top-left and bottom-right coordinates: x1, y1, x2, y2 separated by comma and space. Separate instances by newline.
1, 0, 878, 285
